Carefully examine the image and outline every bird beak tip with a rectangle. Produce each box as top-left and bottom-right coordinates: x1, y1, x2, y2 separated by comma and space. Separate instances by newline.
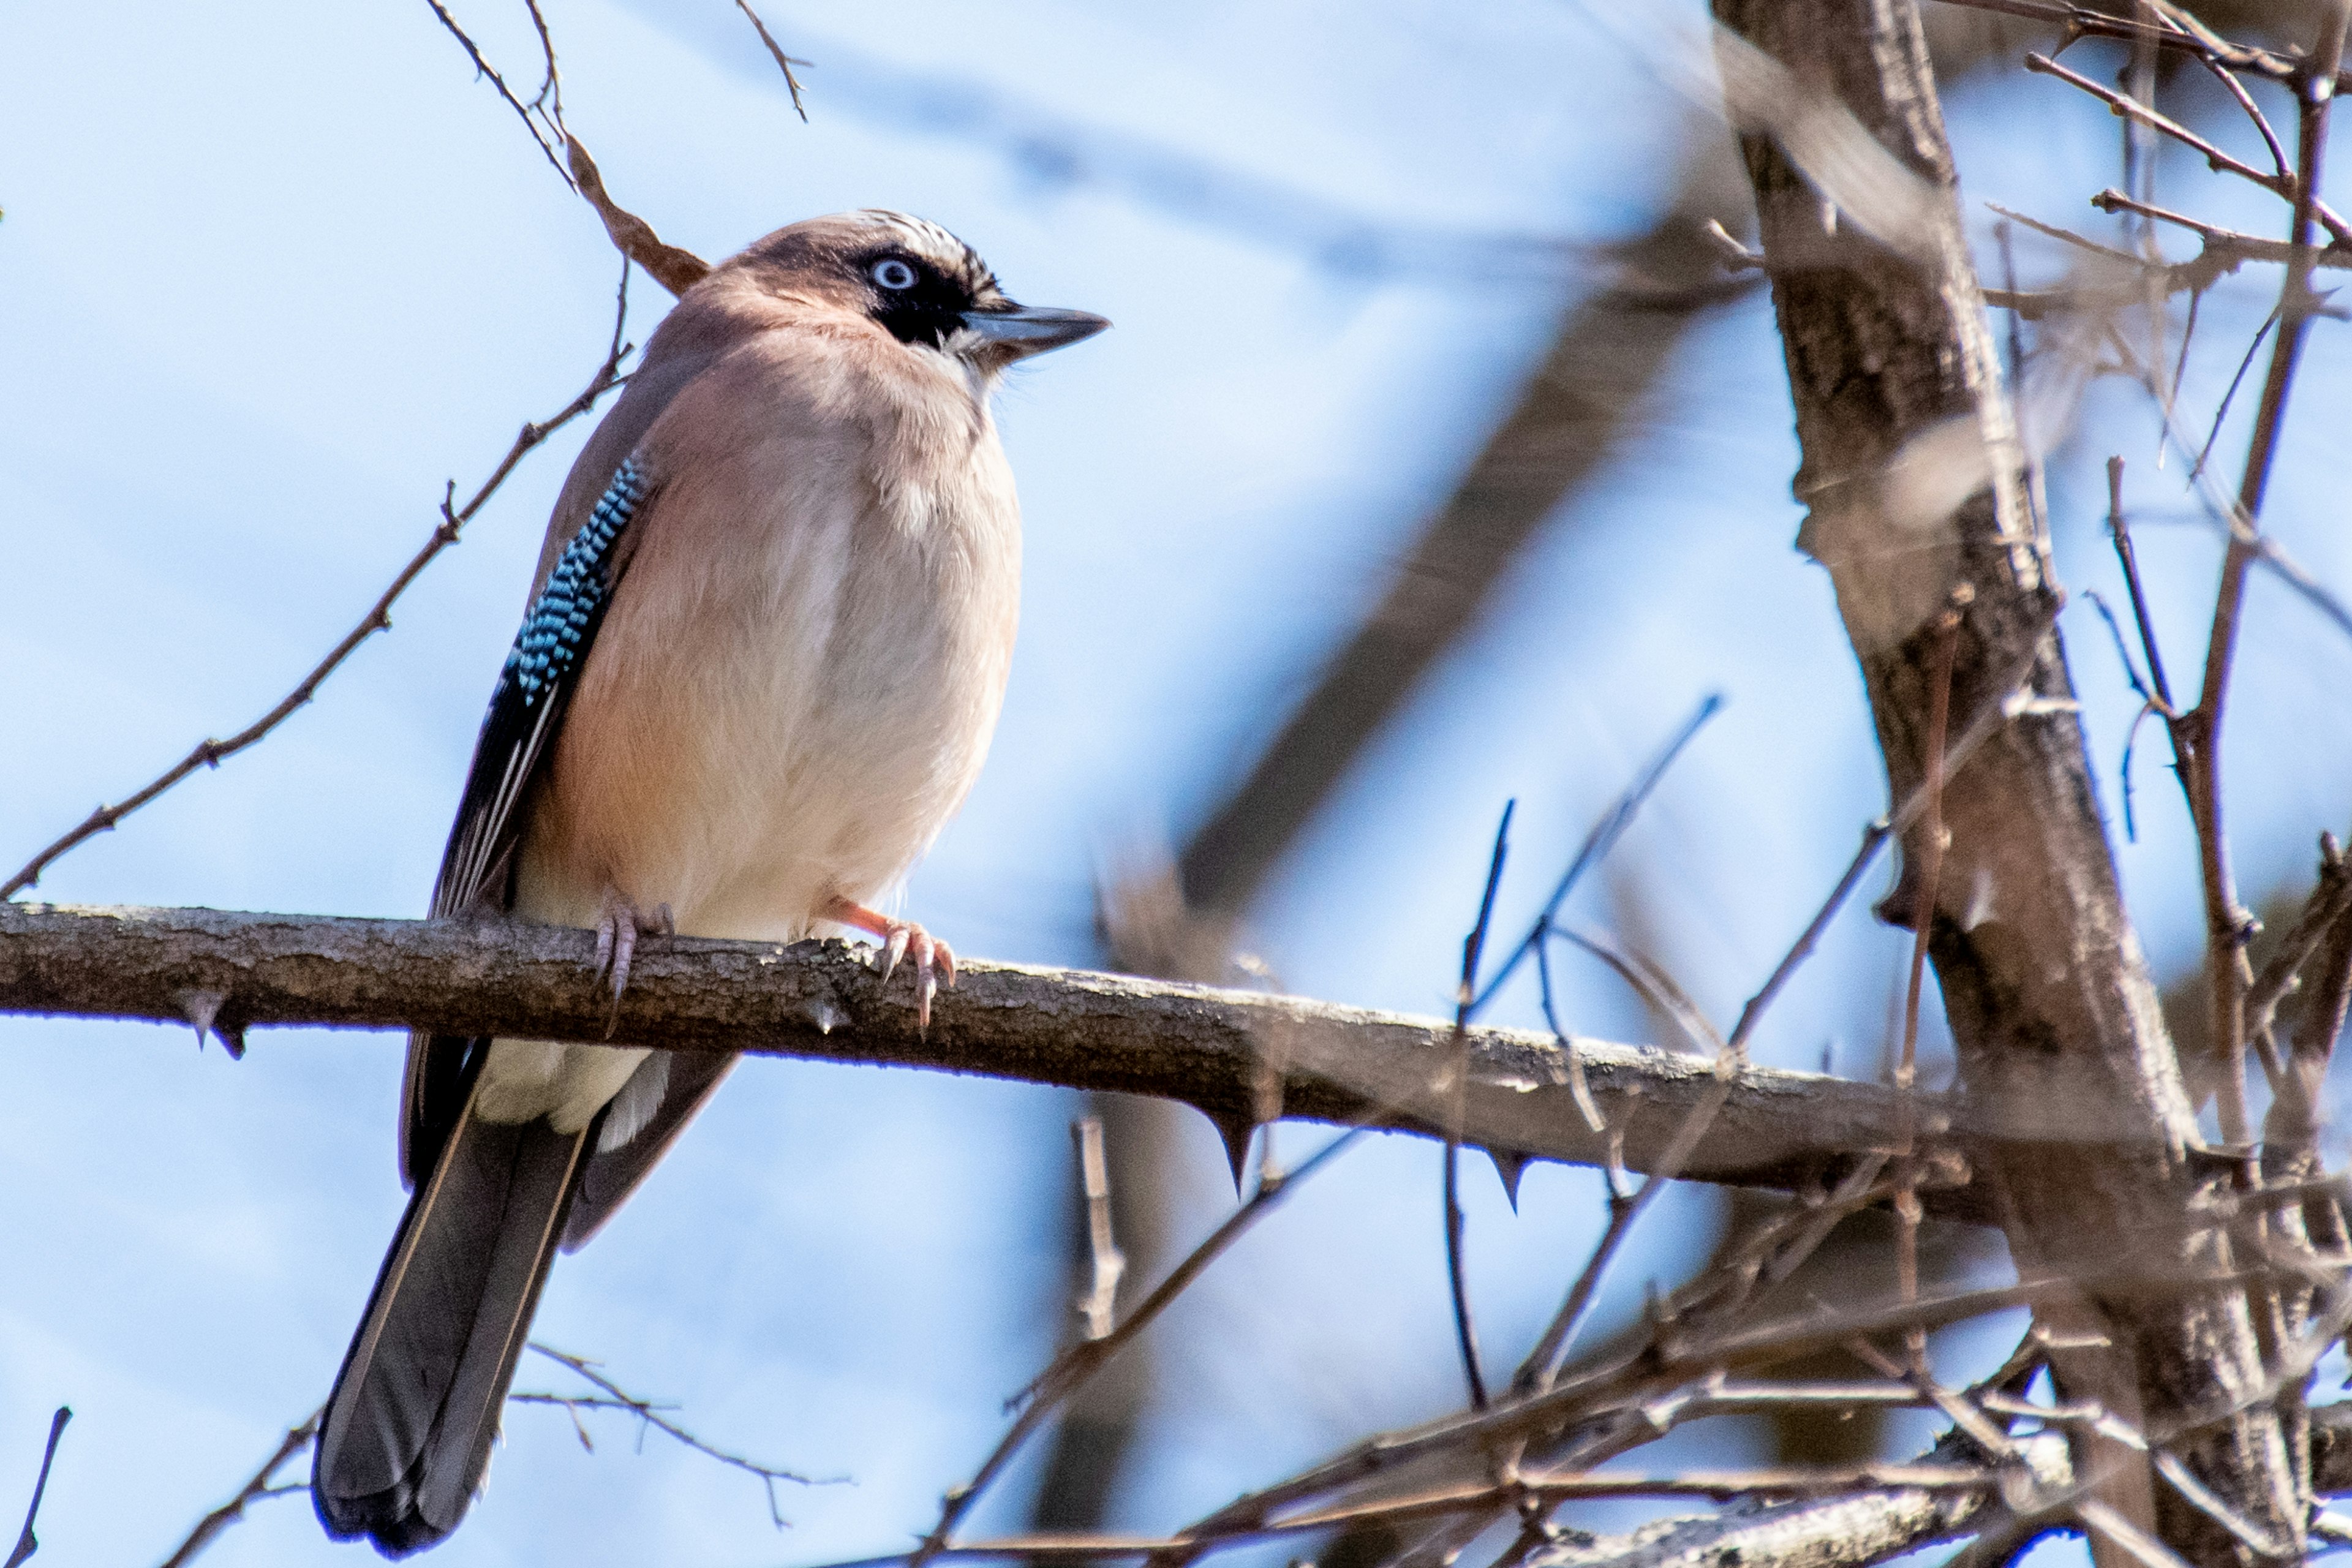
960, 304, 1111, 359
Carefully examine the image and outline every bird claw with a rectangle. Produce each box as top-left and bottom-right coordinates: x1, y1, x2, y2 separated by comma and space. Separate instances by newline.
825, 897, 957, 1031
594, 891, 672, 1025
876, 925, 912, 983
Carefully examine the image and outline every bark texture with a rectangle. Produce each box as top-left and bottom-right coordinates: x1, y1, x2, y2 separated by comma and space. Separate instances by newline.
0, 901, 1958, 1204
1707, 1, 2299, 1560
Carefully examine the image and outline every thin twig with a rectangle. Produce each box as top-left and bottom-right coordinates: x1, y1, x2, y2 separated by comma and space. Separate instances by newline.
1475, 695, 1723, 1009
2104, 458, 2176, 711
4, 1409, 69, 1568
522, 1345, 836, 1528
2024, 52, 2352, 244
1504, 617, 2048, 1396
1894, 603, 1964, 1374
1155, 1270, 2206, 1567
520, 0, 564, 135
2, 265, 635, 900
2191, 44, 2291, 183
2176, 3, 2350, 1150
733, 0, 811, 120
1924, 0, 2349, 90
421, 0, 576, 187
153, 1409, 318, 1568
2090, 189, 2352, 274
806, 1458, 2016, 1567
1443, 803, 1513, 1411
907, 1131, 1365, 1568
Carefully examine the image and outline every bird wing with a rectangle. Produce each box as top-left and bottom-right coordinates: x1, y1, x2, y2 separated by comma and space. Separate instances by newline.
399, 456, 658, 1188
560, 1047, 739, 1251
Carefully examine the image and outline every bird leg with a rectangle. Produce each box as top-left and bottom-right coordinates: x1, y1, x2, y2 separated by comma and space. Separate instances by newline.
820, 896, 957, 1028
594, 888, 674, 1009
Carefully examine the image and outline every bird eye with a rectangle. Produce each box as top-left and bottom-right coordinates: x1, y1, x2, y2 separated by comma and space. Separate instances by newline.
872, 258, 918, 290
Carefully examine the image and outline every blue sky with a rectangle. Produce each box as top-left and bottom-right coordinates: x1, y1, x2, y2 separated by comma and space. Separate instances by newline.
5, 4, 2351, 1566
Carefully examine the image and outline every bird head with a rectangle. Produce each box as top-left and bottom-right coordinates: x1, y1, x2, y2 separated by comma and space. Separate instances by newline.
736, 209, 1109, 377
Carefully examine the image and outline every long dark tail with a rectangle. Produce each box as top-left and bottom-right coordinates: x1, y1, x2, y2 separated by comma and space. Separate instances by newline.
313, 1102, 589, 1556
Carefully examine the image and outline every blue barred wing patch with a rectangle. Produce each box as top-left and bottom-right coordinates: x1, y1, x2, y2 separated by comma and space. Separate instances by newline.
431, 457, 654, 919
504, 458, 649, 706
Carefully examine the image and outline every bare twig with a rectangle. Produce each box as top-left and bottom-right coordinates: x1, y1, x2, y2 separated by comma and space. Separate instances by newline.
1475, 695, 1724, 1009
4, 1409, 68, 1568
521, 1345, 833, 1526
2, 271, 635, 901
1924, 0, 2351, 90
2089, 189, 2352, 274
520, 0, 565, 135
2185, 309, 2282, 486
733, 0, 811, 120
2103, 459, 2176, 712
2174, 1, 2350, 1152
422, 0, 575, 187
1894, 602, 1965, 1374
2021, 53, 2352, 241
153, 1409, 318, 1568
1442, 804, 1514, 1409
906, 1131, 1365, 1568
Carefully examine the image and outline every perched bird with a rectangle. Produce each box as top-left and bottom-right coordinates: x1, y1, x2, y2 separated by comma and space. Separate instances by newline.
312, 211, 1106, 1555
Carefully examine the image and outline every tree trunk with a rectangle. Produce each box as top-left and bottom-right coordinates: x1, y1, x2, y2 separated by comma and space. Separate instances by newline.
1706, 1, 2301, 1560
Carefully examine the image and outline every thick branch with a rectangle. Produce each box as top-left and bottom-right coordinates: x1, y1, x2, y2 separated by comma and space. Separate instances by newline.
0, 902, 1962, 1209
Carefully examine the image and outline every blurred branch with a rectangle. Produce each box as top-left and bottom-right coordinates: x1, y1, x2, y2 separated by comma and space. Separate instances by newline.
910, 1131, 1365, 1568
2023, 51, 2352, 241
1069, 1118, 1126, 1341
738, 29, 1603, 284
1066, 133, 1750, 1495
1924, 0, 2352, 89
0, 901, 1969, 1208
1177, 142, 1752, 920
2170, 0, 2350, 1160
0, 275, 635, 902
153, 1409, 318, 1568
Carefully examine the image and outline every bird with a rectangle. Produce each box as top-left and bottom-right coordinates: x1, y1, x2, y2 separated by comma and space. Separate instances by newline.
311, 209, 1106, 1556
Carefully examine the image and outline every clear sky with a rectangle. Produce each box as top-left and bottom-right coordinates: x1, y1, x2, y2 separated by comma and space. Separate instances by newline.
5, 4, 2351, 1567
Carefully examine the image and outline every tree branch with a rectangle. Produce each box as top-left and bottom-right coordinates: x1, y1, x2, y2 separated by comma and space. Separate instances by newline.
0, 901, 1972, 1210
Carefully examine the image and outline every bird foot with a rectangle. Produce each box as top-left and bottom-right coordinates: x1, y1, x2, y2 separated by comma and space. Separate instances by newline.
821, 897, 957, 1029
594, 890, 674, 1018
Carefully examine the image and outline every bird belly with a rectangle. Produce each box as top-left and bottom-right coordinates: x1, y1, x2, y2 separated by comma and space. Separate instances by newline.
529, 451, 1019, 946
472, 1036, 649, 1132
490, 376, 1019, 1135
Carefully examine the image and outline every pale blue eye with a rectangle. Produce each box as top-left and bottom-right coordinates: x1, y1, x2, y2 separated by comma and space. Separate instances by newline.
872, 258, 917, 290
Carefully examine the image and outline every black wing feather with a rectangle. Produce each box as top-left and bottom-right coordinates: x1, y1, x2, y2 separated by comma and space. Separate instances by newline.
399, 457, 655, 1188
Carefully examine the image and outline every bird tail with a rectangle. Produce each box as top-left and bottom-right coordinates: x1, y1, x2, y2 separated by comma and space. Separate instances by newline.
313, 1095, 590, 1556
